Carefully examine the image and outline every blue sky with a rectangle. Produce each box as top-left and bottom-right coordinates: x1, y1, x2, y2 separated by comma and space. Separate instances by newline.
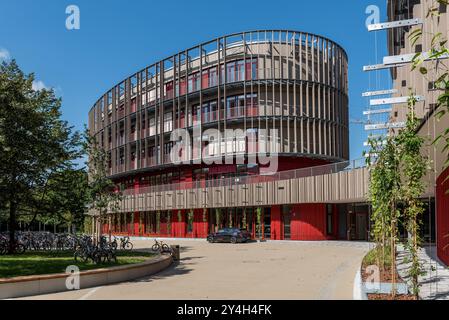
0, 0, 392, 161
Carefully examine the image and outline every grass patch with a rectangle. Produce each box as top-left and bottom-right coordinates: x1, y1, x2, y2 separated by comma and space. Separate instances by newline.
0, 250, 155, 279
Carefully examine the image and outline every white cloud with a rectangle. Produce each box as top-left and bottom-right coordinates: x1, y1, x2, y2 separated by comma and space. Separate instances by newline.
32, 80, 48, 91
0, 48, 10, 61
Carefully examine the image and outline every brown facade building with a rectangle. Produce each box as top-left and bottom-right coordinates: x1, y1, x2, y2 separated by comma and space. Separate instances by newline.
386, 0, 449, 264
88, 30, 374, 242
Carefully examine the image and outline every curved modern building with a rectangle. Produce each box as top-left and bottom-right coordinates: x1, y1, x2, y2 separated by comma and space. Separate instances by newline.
89, 30, 364, 241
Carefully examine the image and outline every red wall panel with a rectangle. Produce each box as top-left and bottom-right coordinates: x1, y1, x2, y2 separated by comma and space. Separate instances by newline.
437, 167, 449, 266
133, 212, 140, 236
291, 204, 329, 241
171, 211, 184, 238
277, 157, 329, 172
192, 209, 208, 238
271, 205, 282, 240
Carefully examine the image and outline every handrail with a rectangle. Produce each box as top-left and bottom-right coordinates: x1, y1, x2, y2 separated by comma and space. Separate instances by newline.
122, 158, 366, 196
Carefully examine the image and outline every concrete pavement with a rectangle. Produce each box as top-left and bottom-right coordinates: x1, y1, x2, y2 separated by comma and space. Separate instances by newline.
20, 240, 370, 300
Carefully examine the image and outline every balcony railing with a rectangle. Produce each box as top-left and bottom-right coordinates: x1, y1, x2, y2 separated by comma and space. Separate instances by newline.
121, 158, 366, 196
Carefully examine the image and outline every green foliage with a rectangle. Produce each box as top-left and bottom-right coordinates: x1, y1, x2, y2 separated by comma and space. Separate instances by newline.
406, 0, 449, 296
363, 246, 392, 269
83, 127, 122, 227
398, 97, 429, 298
366, 96, 429, 298
366, 134, 401, 273
167, 211, 171, 234
83, 215, 93, 234
187, 210, 194, 231
409, 2, 449, 174
256, 207, 262, 238
215, 208, 221, 230
0, 60, 83, 252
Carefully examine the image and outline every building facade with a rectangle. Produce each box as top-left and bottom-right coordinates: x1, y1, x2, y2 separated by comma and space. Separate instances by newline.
88, 30, 373, 241
386, 0, 449, 264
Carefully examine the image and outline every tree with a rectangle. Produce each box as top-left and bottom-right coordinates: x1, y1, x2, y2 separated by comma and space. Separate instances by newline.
0, 60, 81, 253
397, 98, 429, 299
366, 134, 402, 298
83, 128, 121, 242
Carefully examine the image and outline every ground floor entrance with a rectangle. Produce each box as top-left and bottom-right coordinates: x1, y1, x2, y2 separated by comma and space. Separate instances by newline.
104, 200, 436, 243
105, 203, 371, 242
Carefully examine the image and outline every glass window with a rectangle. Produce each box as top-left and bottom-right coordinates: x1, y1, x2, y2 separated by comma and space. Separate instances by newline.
192, 104, 201, 126
227, 62, 235, 83
202, 103, 210, 123
236, 60, 245, 81
188, 75, 194, 93
227, 96, 236, 119
149, 116, 156, 136
149, 89, 156, 103
164, 111, 173, 133
209, 67, 217, 87
209, 101, 217, 121
188, 72, 200, 93
164, 81, 173, 99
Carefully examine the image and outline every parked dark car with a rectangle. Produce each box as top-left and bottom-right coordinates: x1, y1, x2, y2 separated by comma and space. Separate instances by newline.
207, 228, 252, 244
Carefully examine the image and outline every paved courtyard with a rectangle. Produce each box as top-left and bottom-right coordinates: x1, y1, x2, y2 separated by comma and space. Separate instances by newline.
20, 240, 371, 300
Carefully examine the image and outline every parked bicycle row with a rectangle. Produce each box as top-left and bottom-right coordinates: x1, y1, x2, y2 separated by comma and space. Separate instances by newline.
0, 232, 134, 256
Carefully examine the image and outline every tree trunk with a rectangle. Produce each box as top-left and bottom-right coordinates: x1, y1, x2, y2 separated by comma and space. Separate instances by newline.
391, 214, 397, 299
8, 200, 17, 254
413, 216, 419, 300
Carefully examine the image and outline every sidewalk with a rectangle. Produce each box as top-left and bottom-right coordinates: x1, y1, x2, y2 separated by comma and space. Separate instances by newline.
397, 245, 449, 300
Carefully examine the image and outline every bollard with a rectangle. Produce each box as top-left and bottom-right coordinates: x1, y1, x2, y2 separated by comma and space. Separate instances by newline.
171, 245, 180, 261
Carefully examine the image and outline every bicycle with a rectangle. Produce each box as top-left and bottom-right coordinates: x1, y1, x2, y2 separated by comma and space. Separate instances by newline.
152, 239, 170, 253
120, 236, 133, 250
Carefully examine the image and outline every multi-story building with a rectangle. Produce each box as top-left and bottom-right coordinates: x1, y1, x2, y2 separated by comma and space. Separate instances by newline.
88, 30, 373, 242
386, 0, 449, 264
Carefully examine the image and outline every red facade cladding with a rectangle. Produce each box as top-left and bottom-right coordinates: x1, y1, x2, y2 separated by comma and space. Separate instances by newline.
115, 158, 330, 194
104, 204, 338, 241
291, 204, 331, 241
276, 158, 329, 171
437, 167, 449, 266
185, 209, 208, 239
271, 206, 282, 240
172, 211, 186, 238
133, 212, 140, 236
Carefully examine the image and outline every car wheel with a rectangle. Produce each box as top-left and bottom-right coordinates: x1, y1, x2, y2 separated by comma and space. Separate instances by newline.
231, 237, 237, 244
207, 236, 214, 243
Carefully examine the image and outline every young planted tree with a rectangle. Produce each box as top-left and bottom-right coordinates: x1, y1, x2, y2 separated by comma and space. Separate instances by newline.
397, 97, 429, 299
366, 137, 390, 269
256, 207, 263, 240
366, 135, 402, 297
0, 60, 81, 253
83, 128, 121, 242
215, 208, 221, 232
